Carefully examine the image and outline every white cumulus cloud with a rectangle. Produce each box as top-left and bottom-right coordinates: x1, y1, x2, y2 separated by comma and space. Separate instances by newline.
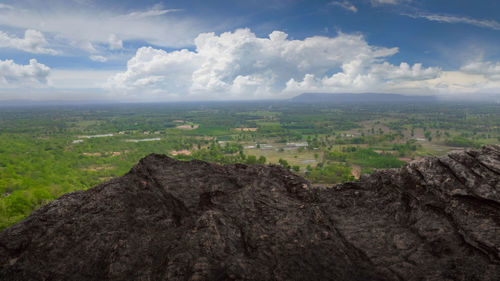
0, 29, 58, 55
0, 59, 50, 87
108, 46, 200, 95
283, 61, 440, 94
461, 61, 500, 80
108, 29, 440, 99
386, 60, 500, 95
370, 62, 440, 81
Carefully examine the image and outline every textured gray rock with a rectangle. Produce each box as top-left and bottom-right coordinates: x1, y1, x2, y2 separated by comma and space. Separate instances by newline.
0, 145, 499, 280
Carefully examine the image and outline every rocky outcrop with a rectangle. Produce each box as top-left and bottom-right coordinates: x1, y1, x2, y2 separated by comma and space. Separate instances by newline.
0, 145, 499, 281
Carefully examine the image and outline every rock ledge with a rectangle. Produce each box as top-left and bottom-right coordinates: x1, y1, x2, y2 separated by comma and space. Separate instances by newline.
1, 145, 499, 280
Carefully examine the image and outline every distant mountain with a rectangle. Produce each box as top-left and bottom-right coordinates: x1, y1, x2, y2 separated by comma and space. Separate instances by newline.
290, 93, 438, 103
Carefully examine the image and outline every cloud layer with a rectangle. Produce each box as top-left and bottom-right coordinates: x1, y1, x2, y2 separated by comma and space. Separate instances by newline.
370, 0, 401, 6
0, 59, 50, 87
0, 29, 58, 55
461, 61, 500, 80
1, 2, 498, 101
403, 13, 500, 31
108, 29, 441, 99
0, 3, 204, 54
330, 1, 358, 13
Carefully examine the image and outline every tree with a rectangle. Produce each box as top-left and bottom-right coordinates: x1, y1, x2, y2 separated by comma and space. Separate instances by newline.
425, 131, 432, 142
258, 156, 266, 164
278, 159, 290, 170
246, 155, 257, 164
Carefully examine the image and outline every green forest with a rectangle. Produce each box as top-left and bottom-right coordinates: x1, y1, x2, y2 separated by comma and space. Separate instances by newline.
0, 101, 499, 230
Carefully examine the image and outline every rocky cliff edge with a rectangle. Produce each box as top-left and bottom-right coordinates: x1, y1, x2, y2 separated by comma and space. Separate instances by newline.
0, 145, 499, 280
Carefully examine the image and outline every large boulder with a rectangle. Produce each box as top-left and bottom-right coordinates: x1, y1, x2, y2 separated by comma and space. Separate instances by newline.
0, 145, 499, 280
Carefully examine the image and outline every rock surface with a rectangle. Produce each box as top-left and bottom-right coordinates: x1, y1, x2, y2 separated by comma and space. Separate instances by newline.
0, 145, 499, 281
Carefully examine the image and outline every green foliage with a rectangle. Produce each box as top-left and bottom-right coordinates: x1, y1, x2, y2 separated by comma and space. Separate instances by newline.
445, 136, 481, 148
425, 131, 432, 142
349, 148, 406, 169
245, 155, 257, 164
392, 141, 418, 156
325, 151, 347, 162
245, 155, 267, 165
0, 101, 498, 231
305, 163, 354, 184
278, 159, 291, 170
257, 156, 266, 164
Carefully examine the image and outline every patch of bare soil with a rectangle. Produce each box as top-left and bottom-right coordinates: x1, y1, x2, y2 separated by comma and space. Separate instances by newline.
82, 152, 101, 157
351, 164, 361, 179
398, 157, 413, 162
170, 150, 191, 156
176, 125, 199, 130
235, 127, 258, 132
82, 165, 115, 172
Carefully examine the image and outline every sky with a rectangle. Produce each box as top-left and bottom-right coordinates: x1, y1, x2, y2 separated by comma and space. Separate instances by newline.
0, 0, 499, 101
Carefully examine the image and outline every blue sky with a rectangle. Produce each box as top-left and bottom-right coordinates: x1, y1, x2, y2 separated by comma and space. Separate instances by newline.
0, 0, 499, 101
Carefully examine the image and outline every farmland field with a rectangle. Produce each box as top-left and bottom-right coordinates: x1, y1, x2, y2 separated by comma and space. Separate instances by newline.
0, 100, 499, 230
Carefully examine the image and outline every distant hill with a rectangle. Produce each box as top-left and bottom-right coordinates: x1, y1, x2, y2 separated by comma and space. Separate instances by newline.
290, 93, 438, 103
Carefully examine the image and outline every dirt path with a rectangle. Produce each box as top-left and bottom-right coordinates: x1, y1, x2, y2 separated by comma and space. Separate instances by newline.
351, 164, 361, 179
